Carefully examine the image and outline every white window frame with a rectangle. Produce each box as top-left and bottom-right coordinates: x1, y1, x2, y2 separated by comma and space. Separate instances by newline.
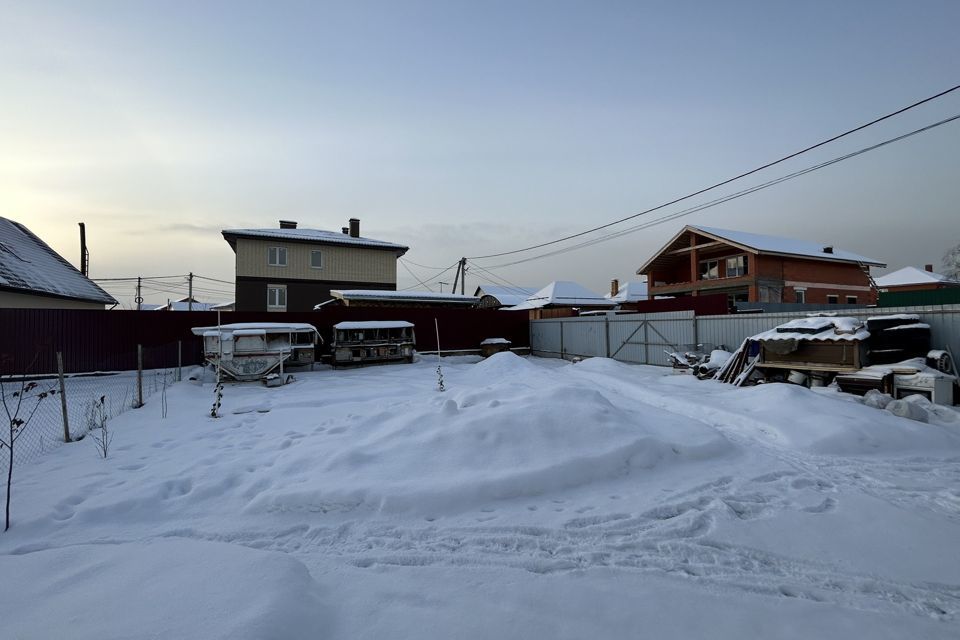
698, 259, 719, 280
725, 255, 747, 278
267, 284, 287, 311
268, 246, 287, 267
310, 250, 323, 269
795, 288, 806, 304
827, 294, 839, 304
846, 295, 857, 304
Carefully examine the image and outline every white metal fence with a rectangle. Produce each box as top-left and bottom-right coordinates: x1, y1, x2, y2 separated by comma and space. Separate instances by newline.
531, 304, 960, 366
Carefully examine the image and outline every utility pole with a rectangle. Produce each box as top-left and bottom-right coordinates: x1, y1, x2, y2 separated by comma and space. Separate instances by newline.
459, 257, 467, 295
188, 272, 194, 311
451, 262, 461, 294
438, 282, 449, 293
136, 276, 143, 311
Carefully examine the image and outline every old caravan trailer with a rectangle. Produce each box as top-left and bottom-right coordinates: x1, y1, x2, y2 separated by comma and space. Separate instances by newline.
191, 322, 321, 382
331, 321, 415, 367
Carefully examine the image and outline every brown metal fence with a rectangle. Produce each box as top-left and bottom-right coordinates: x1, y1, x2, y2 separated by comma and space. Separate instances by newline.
0, 307, 530, 375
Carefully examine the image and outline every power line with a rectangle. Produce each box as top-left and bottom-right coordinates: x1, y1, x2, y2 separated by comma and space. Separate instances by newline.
467, 83, 960, 260
398, 258, 435, 292
398, 257, 453, 270
477, 112, 960, 269
398, 259, 461, 291
193, 274, 234, 285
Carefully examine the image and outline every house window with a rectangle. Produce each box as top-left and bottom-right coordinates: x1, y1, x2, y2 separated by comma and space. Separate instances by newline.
267, 285, 287, 311
846, 296, 858, 304
310, 250, 323, 269
827, 295, 839, 304
699, 259, 719, 280
268, 247, 287, 267
795, 289, 806, 304
725, 255, 748, 277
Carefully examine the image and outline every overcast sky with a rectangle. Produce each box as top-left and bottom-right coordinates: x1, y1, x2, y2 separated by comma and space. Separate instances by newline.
2, 0, 959, 306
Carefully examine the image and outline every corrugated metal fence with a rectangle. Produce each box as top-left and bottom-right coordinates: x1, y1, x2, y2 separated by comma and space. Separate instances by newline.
532, 304, 960, 366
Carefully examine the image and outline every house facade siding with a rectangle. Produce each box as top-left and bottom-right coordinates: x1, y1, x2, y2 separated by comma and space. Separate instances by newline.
0, 290, 107, 310
231, 236, 401, 312
236, 277, 396, 312
234, 237, 398, 283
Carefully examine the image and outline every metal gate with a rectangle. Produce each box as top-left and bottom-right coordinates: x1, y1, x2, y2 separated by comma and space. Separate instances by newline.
531, 311, 699, 366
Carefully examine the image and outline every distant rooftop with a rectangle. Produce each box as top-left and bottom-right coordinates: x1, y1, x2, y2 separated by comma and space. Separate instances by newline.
505, 281, 616, 311
875, 266, 960, 288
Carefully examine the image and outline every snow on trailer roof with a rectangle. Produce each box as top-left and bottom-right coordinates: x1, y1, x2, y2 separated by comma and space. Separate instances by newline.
753, 316, 869, 342
191, 322, 319, 336
334, 321, 414, 330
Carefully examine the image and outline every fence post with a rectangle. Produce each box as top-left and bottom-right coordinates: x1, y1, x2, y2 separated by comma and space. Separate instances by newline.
136, 344, 144, 408
56, 352, 71, 443
643, 321, 649, 365
559, 321, 565, 360
605, 316, 611, 358
177, 340, 182, 382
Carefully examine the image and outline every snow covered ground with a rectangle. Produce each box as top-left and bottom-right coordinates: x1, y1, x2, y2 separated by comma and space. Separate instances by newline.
2, 354, 959, 639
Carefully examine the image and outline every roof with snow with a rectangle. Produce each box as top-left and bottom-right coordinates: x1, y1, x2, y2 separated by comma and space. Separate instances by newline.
154, 296, 230, 311
875, 266, 960, 288
473, 285, 541, 308
637, 225, 885, 274
190, 322, 319, 336
752, 316, 869, 343
222, 227, 408, 254
0, 217, 117, 305
605, 280, 648, 303
334, 321, 414, 330
504, 281, 616, 311
323, 289, 479, 307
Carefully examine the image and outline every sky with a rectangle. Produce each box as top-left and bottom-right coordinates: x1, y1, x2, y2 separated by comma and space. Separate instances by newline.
2, 0, 959, 306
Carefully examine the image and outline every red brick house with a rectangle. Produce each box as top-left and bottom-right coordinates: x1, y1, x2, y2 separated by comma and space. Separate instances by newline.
636, 225, 886, 306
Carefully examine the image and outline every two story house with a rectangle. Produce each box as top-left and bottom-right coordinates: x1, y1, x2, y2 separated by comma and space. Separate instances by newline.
223, 219, 408, 312
636, 225, 885, 306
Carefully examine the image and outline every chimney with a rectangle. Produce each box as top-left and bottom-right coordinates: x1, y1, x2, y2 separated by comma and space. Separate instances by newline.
610, 279, 619, 298
349, 218, 360, 238
78, 222, 88, 276
925, 264, 934, 272
822, 246, 834, 254
342, 227, 349, 234
279, 220, 298, 229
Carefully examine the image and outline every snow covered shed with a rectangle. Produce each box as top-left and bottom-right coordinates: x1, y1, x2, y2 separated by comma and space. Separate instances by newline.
0, 217, 117, 309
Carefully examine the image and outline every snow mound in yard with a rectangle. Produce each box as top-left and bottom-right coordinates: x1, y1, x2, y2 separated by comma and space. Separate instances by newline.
247, 380, 733, 516
465, 350, 540, 379
733, 383, 960, 455
0, 539, 329, 640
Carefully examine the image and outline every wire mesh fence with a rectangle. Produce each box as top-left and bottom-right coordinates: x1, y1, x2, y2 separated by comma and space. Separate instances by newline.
0, 343, 182, 475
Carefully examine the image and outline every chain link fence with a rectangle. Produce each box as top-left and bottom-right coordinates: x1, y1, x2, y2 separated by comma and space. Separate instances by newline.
1, 343, 182, 475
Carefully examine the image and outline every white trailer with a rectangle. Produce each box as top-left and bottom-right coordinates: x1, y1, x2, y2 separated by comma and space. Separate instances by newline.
191, 322, 322, 383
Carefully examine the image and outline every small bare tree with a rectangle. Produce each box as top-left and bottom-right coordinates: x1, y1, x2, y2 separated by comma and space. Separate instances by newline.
87, 395, 112, 459
1, 376, 57, 531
